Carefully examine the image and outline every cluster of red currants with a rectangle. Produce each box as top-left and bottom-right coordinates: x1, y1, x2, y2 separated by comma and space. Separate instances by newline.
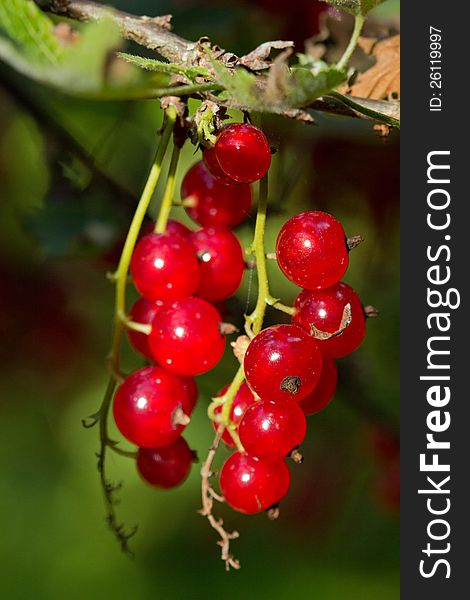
218, 213, 368, 514
112, 123, 272, 489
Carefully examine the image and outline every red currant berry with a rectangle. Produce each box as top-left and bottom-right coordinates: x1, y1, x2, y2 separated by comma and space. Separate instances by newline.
276, 211, 348, 289
219, 452, 290, 514
189, 226, 245, 301
181, 162, 252, 228
298, 357, 337, 415
180, 376, 198, 416
141, 219, 192, 240
203, 147, 235, 182
127, 297, 164, 359
165, 219, 192, 239
149, 297, 226, 376
213, 381, 257, 447
130, 232, 200, 302
293, 282, 365, 357
214, 124, 271, 184
113, 366, 190, 448
239, 400, 307, 461
136, 437, 194, 489
244, 324, 322, 402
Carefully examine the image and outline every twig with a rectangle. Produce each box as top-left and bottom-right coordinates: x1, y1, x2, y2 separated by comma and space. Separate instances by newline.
35, 0, 400, 127
35, 0, 195, 64
199, 430, 240, 571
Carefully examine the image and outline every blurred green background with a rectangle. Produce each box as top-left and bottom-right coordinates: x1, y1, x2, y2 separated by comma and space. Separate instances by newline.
0, 1, 399, 598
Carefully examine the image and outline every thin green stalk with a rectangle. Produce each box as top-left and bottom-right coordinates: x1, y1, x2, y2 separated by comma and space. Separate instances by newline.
219, 365, 247, 424
337, 14, 365, 71
218, 176, 271, 427
155, 144, 181, 233
111, 106, 176, 374
245, 175, 270, 336
89, 106, 176, 554
79, 83, 224, 102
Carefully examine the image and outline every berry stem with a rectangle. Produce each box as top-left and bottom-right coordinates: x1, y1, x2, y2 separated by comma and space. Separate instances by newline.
96, 377, 138, 554
219, 364, 246, 424
337, 14, 365, 71
85, 105, 177, 554
111, 106, 177, 375
155, 142, 182, 234
245, 175, 270, 337
213, 175, 272, 426
199, 429, 241, 571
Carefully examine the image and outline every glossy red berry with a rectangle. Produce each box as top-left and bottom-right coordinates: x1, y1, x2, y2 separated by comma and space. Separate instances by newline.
293, 282, 365, 357
180, 376, 198, 416
239, 400, 307, 461
141, 219, 192, 240
276, 211, 348, 289
213, 382, 257, 447
203, 146, 235, 182
165, 219, 192, 239
181, 161, 252, 228
244, 324, 322, 402
127, 297, 164, 359
130, 232, 200, 302
219, 452, 290, 514
189, 226, 245, 301
298, 357, 337, 415
214, 124, 271, 184
149, 297, 226, 376
113, 366, 190, 448
136, 437, 194, 489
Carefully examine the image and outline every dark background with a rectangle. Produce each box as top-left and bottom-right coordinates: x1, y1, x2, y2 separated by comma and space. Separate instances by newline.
0, 1, 399, 598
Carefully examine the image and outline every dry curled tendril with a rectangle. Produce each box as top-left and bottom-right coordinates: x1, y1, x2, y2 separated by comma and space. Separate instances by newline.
199, 429, 241, 571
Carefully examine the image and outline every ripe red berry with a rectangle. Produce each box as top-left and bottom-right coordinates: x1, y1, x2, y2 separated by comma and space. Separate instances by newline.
181, 161, 252, 228
276, 211, 348, 289
113, 366, 191, 448
244, 324, 322, 402
239, 400, 307, 461
298, 357, 337, 415
136, 437, 195, 489
219, 452, 290, 514
189, 226, 245, 301
213, 382, 257, 447
214, 124, 271, 184
130, 232, 200, 302
203, 147, 235, 182
180, 376, 198, 416
141, 219, 192, 240
293, 282, 365, 357
165, 219, 192, 239
127, 297, 164, 359
149, 297, 226, 376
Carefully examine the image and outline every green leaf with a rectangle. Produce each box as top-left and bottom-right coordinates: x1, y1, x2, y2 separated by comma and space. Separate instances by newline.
0, 0, 122, 93
321, 0, 385, 15
330, 91, 400, 128
117, 53, 210, 79
287, 62, 346, 107
211, 60, 258, 107
58, 19, 121, 92
0, 0, 63, 64
360, 0, 386, 15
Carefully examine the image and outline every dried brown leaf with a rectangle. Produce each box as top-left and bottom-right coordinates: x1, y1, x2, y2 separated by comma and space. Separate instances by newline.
345, 35, 400, 100
239, 40, 294, 71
